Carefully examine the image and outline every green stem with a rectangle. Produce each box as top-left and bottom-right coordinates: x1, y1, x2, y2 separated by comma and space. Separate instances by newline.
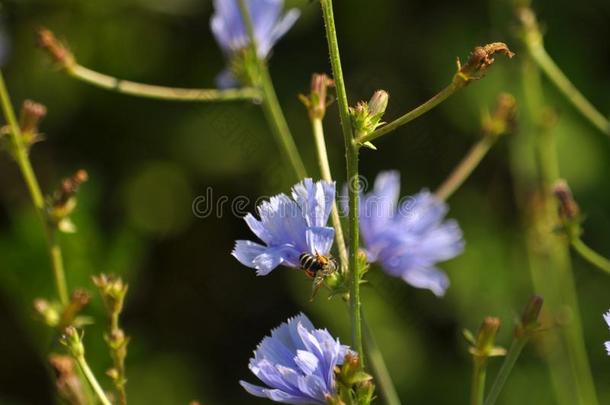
435, 135, 496, 201
319, 0, 364, 363
483, 339, 528, 405
471, 358, 487, 405
75, 353, 112, 405
0, 71, 69, 305
363, 321, 401, 405
67, 64, 261, 102
356, 81, 463, 144
524, 37, 609, 136
571, 238, 610, 275
237, 0, 307, 180
311, 118, 348, 269
517, 53, 598, 405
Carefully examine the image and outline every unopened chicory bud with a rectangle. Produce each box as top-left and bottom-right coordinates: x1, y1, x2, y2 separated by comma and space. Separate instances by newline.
350, 90, 389, 135
516, 295, 544, 339
300, 73, 334, 119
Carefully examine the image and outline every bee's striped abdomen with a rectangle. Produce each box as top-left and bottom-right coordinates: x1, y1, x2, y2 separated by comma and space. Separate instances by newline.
299, 253, 324, 272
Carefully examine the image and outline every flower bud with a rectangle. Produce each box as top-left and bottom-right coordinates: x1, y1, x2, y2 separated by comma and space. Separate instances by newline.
482, 93, 518, 138
368, 90, 389, 118
59, 289, 90, 329
37, 28, 75, 69
466, 317, 506, 359
61, 326, 85, 358
19, 100, 47, 147
516, 295, 544, 339
34, 298, 60, 327
553, 180, 580, 222
552, 180, 582, 240
337, 352, 373, 386
355, 380, 375, 404
47, 170, 88, 233
92, 274, 128, 317
455, 43, 514, 85
300, 73, 334, 119
350, 90, 390, 135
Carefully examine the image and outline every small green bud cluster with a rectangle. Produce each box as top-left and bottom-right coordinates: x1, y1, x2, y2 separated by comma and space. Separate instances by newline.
327, 353, 375, 405
61, 326, 85, 358
464, 317, 506, 360
34, 289, 91, 329
47, 169, 89, 233
93, 274, 130, 394
350, 90, 389, 137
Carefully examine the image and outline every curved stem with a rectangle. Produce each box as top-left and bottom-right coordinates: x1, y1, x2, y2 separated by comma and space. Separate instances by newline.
435, 135, 496, 201
356, 81, 463, 144
311, 118, 348, 269
319, 0, 364, 364
0, 71, 69, 305
67, 64, 261, 103
483, 339, 528, 405
237, 0, 307, 180
75, 353, 112, 405
571, 238, 610, 275
526, 42, 609, 136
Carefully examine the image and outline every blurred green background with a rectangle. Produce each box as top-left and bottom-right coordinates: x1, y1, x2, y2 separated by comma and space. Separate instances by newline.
0, 0, 609, 404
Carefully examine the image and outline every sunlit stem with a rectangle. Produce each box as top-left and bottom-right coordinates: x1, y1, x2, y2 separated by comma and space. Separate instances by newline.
435, 135, 496, 201
310, 118, 348, 269
571, 238, 610, 275
66, 64, 262, 102
0, 71, 69, 305
356, 81, 464, 144
519, 7, 609, 136
237, 0, 308, 180
483, 339, 528, 405
363, 320, 401, 405
319, 0, 364, 365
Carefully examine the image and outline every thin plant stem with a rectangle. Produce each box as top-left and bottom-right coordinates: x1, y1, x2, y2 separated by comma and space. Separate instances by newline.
571, 238, 610, 275
516, 54, 599, 405
319, 0, 364, 364
311, 118, 348, 268
75, 353, 113, 405
435, 135, 496, 201
363, 320, 401, 405
237, 0, 307, 180
522, 32, 609, 136
483, 339, 528, 405
110, 311, 128, 405
356, 81, 463, 144
471, 358, 487, 405
67, 64, 262, 103
0, 71, 69, 305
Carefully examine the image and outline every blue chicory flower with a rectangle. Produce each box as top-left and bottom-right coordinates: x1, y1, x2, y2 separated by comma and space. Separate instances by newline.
232, 179, 336, 275
604, 311, 610, 356
358, 171, 464, 296
211, 0, 300, 87
240, 313, 351, 404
